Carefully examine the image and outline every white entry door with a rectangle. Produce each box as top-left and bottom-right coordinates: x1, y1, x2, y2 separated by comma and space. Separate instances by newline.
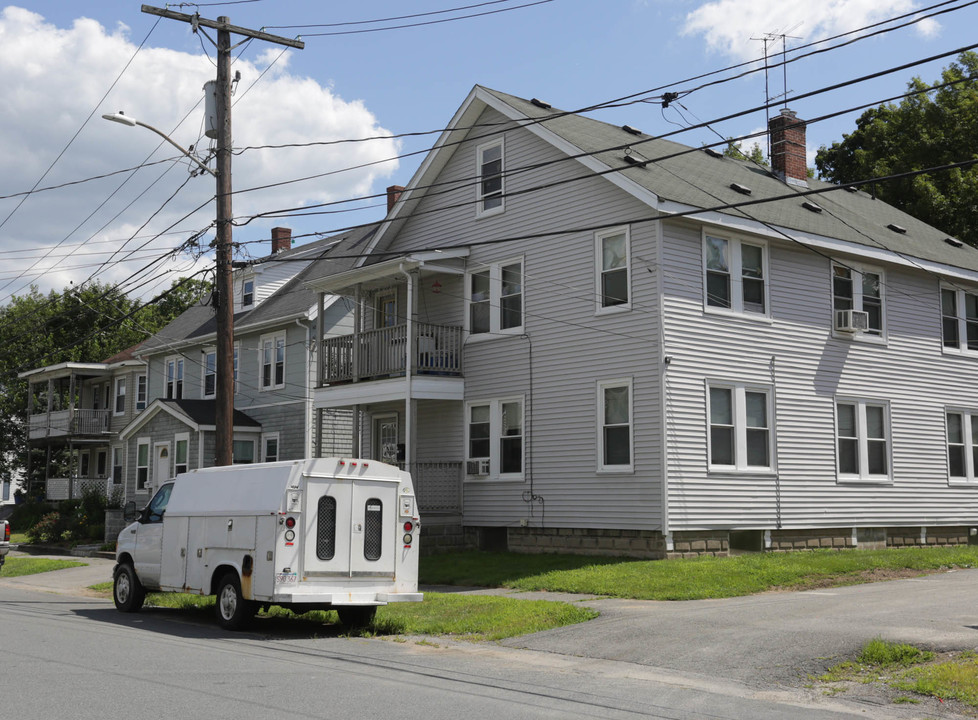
153, 443, 171, 491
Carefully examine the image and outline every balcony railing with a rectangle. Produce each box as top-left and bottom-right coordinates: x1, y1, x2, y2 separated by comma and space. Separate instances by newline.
321, 322, 462, 385
28, 408, 111, 440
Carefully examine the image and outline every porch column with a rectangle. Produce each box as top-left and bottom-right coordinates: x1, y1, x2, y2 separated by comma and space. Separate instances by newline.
316, 291, 325, 388
352, 284, 362, 383
401, 268, 417, 466
69, 372, 76, 434
352, 404, 361, 457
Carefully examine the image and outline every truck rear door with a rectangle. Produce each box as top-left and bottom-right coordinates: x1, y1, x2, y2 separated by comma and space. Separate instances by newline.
301, 474, 398, 578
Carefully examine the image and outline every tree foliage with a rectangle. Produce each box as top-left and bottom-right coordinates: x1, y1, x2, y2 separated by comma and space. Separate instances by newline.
724, 138, 767, 166
815, 51, 978, 246
0, 277, 210, 488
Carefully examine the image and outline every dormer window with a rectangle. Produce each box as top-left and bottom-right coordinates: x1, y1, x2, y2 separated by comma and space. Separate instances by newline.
242, 279, 254, 308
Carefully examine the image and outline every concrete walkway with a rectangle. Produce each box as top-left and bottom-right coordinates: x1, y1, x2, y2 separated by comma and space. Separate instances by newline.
0, 549, 115, 596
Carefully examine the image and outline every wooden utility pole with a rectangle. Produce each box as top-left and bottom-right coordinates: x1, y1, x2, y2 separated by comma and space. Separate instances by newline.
141, 6, 303, 466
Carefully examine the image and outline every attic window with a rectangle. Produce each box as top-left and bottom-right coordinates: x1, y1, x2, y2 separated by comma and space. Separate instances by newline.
945, 237, 964, 248
802, 201, 823, 213
530, 97, 552, 109
242, 279, 254, 307
729, 183, 752, 195
887, 223, 907, 234
622, 125, 643, 136
703, 147, 724, 159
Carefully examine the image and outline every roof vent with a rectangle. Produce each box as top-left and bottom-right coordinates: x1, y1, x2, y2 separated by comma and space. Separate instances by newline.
530, 97, 552, 109
623, 153, 649, 168
945, 237, 964, 248
703, 147, 724, 159
802, 201, 823, 213
887, 223, 907, 234
844, 186, 858, 193
622, 124, 643, 135
729, 182, 752, 195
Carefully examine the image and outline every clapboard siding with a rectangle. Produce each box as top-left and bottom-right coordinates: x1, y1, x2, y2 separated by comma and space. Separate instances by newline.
379, 107, 665, 531
661, 218, 978, 531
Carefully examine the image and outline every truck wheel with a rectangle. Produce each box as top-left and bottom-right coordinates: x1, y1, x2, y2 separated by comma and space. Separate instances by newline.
113, 563, 145, 613
337, 605, 377, 629
214, 572, 255, 630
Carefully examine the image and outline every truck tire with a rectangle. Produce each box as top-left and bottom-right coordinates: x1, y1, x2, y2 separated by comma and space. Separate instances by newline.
113, 563, 145, 613
214, 572, 255, 631
336, 605, 377, 629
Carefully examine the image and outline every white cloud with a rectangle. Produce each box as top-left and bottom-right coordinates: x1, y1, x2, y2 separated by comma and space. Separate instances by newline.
0, 7, 399, 300
682, 0, 936, 62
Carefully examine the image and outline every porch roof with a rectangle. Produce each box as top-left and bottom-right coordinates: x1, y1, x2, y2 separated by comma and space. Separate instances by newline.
305, 248, 469, 295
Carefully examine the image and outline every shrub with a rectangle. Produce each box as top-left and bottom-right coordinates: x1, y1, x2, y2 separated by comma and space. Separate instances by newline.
26, 512, 62, 544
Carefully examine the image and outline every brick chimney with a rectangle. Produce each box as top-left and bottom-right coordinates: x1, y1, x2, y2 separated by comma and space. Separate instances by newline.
271, 227, 292, 254
769, 109, 808, 185
386, 185, 404, 214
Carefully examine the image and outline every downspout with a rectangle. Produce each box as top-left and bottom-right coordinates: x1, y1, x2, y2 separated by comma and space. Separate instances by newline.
399, 264, 414, 467
316, 291, 325, 457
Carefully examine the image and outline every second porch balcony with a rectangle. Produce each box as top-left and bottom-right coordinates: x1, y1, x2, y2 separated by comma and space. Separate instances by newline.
321, 322, 462, 385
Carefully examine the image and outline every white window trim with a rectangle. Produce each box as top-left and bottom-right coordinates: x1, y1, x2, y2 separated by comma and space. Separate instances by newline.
831, 261, 886, 343
135, 374, 147, 411
136, 437, 150, 491
165, 356, 184, 400
706, 382, 776, 473
702, 231, 770, 319
835, 398, 892, 484
202, 347, 217, 399
945, 408, 978, 484
113, 377, 127, 417
242, 276, 255, 309
111, 445, 125, 486
464, 396, 525, 481
940, 284, 978, 356
174, 432, 190, 476
476, 138, 505, 218
259, 332, 286, 391
597, 378, 634, 473
262, 432, 280, 463
595, 226, 631, 314
465, 257, 524, 339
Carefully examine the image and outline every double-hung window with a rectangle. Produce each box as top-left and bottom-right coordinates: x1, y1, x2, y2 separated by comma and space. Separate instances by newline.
233, 438, 256, 464
946, 410, 978, 482
708, 384, 772, 470
136, 374, 147, 411
174, 434, 189, 475
165, 357, 184, 400
136, 439, 150, 490
836, 399, 890, 481
468, 260, 523, 335
832, 263, 883, 337
596, 227, 630, 311
477, 139, 504, 216
598, 379, 632, 471
260, 333, 286, 390
703, 234, 767, 314
242, 278, 254, 308
111, 446, 124, 485
114, 377, 126, 416
941, 287, 978, 352
263, 433, 279, 463
203, 349, 216, 398
466, 398, 524, 478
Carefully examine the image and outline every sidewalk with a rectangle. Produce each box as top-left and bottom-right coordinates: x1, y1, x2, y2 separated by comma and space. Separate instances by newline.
0, 549, 115, 597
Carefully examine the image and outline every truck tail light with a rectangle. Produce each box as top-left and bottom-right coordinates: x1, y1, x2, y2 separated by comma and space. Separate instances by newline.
285, 516, 296, 529
3, 523, 9, 542
403, 521, 413, 533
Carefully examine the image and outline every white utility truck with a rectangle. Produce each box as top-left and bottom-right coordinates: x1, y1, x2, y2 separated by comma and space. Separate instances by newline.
113, 458, 422, 629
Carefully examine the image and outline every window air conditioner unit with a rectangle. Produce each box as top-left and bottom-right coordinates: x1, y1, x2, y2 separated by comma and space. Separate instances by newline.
835, 309, 870, 333
466, 459, 490, 476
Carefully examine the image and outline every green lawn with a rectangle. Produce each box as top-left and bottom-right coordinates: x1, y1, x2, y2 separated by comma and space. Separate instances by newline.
0, 556, 85, 577
420, 546, 978, 600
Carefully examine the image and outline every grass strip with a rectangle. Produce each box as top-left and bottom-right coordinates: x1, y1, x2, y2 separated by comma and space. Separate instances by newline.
0, 557, 85, 577
422, 546, 978, 600
96, 589, 596, 640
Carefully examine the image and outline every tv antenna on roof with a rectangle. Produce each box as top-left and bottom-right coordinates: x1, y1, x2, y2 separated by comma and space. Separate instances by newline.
751, 24, 802, 158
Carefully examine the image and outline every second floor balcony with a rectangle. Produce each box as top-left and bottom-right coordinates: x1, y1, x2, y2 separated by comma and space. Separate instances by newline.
320, 322, 462, 386
28, 408, 112, 441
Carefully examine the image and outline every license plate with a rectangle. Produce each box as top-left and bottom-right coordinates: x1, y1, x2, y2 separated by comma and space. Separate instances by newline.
275, 572, 297, 584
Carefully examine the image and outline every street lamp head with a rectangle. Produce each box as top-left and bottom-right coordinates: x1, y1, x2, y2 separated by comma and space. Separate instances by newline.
101, 112, 137, 127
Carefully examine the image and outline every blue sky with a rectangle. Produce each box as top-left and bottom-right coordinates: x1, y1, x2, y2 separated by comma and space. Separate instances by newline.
1, 0, 976, 299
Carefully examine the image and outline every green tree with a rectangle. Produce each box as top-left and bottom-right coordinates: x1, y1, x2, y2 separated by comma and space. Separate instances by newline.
723, 138, 767, 165
815, 51, 978, 246
0, 277, 209, 492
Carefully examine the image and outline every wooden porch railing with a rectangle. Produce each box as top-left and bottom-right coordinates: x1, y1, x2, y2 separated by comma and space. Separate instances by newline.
320, 322, 462, 385
27, 409, 111, 440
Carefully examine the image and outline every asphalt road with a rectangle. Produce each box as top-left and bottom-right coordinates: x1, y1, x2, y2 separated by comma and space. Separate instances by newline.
3, 555, 977, 719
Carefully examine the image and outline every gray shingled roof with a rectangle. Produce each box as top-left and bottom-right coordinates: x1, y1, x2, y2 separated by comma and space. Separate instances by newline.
137, 226, 374, 355
480, 87, 978, 274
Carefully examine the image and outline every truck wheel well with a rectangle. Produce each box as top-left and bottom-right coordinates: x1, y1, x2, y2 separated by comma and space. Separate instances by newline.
209, 565, 238, 595
117, 553, 134, 567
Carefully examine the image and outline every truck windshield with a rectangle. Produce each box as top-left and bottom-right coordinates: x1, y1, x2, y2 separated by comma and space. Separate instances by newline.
145, 483, 174, 523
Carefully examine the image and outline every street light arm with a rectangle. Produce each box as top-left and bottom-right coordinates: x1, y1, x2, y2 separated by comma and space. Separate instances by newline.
101, 112, 217, 177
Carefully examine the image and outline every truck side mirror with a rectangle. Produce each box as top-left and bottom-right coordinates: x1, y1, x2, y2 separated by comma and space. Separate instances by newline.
123, 501, 139, 523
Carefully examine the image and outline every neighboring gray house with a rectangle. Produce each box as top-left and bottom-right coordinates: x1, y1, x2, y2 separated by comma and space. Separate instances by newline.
109, 227, 365, 505
306, 85, 978, 558
20, 345, 147, 502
